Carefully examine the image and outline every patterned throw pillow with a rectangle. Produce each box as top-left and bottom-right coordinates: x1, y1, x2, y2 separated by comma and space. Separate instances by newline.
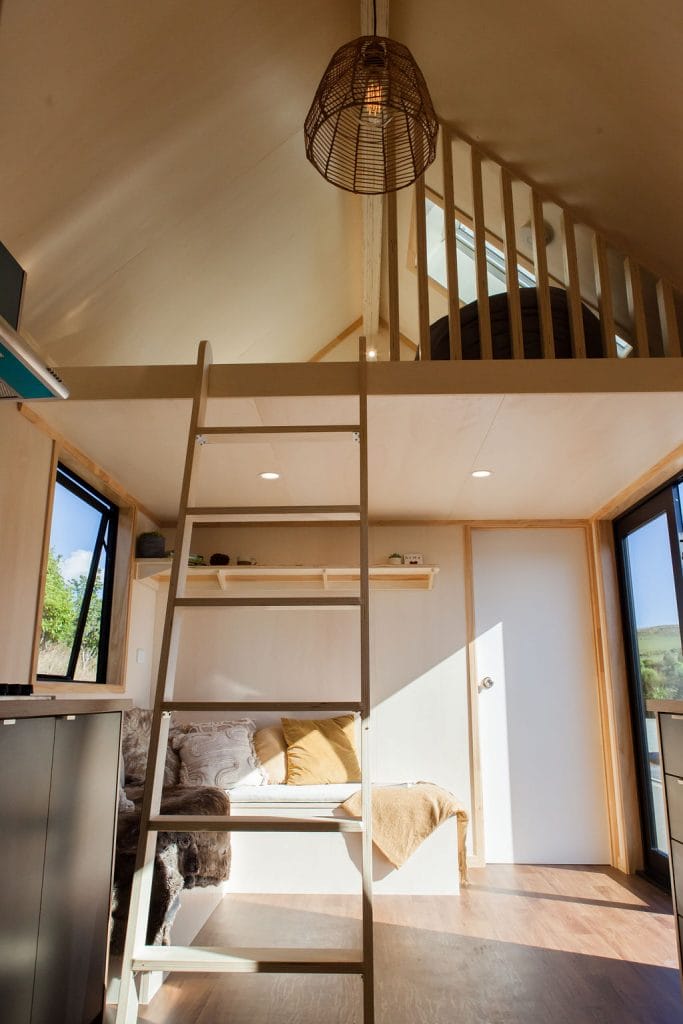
172, 720, 267, 789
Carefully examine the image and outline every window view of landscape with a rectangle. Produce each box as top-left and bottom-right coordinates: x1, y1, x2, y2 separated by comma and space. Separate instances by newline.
627, 514, 683, 702
625, 511, 683, 853
38, 467, 115, 682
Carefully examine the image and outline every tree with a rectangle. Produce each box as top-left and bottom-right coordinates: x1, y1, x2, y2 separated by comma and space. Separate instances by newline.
41, 550, 75, 646
69, 570, 103, 673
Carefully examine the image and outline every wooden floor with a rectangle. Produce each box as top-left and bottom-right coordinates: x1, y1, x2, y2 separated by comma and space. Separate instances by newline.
109, 865, 683, 1024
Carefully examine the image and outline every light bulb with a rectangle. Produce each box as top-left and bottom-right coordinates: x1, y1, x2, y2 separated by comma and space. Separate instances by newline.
362, 78, 386, 127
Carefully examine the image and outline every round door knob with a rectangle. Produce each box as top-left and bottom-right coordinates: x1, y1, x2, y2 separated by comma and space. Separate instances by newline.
478, 676, 494, 692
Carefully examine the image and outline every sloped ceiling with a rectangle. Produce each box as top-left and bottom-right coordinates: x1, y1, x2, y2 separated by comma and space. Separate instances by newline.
1, 0, 681, 368
0, 0, 361, 366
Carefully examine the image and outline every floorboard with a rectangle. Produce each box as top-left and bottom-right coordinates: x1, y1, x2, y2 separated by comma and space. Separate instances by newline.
107, 865, 683, 1023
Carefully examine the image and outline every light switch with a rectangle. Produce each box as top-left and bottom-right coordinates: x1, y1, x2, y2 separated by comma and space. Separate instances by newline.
136, 648, 146, 664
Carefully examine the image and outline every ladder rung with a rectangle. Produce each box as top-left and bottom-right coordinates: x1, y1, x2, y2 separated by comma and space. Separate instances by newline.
175, 596, 361, 608
185, 505, 361, 524
147, 814, 364, 833
162, 700, 363, 713
132, 944, 365, 974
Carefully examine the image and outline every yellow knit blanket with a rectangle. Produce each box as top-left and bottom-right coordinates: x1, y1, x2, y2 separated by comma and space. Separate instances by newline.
340, 782, 469, 886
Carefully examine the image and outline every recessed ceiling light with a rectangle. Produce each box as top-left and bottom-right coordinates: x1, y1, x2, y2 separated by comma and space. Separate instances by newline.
367, 348, 378, 360
259, 471, 280, 480
471, 469, 492, 479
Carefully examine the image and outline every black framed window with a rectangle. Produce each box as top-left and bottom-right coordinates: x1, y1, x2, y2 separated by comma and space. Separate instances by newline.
38, 465, 118, 684
615, 478, 683, 884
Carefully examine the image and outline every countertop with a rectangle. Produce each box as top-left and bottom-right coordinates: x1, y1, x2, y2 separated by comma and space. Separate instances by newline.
0, 697, 131, 719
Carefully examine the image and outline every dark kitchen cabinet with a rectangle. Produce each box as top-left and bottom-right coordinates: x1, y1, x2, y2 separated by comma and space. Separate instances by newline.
0, 703, 125, 1024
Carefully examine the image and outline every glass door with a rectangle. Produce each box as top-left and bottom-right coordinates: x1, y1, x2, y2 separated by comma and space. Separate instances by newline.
616, 486, 683, 883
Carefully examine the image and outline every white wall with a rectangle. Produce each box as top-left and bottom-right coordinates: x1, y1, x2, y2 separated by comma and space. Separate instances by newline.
148, 525, 471, 812
131, 522, 612, 866
123, 581, 158, 707
472, 528, 610, 864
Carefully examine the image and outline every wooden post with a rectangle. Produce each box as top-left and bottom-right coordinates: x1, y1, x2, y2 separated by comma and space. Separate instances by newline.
441, 125, 462, 359
623, 257, 649, 357
561, 211, 586, 358
386, 190, 400, 361
464, 526, 485, 865
414, 174, 431, 359
471, 148, 492, 359
657, 279, 682, 357
593, 234, 618, 357
500, 167, 524, 360
530, 190, 555, 359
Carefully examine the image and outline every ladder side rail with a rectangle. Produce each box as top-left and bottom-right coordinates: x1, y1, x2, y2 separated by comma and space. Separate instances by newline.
115, 340, 212, 1024
358, 336, 374, 1023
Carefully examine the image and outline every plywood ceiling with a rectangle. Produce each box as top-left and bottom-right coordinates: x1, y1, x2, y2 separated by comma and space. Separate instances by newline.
31, 392, 683, 522
1, 1, 681, 369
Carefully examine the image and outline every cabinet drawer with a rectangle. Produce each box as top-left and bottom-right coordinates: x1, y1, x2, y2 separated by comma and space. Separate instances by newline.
671, 840, 683, 917
660, 714, 683, 777
666, 774, 683, 843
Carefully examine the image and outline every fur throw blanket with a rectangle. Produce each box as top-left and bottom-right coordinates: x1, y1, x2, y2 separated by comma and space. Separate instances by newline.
110, 785, 231, 953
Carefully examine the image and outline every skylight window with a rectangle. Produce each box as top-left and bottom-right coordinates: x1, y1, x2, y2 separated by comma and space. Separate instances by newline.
425, 196, 535, 306
424, 195, 633, 357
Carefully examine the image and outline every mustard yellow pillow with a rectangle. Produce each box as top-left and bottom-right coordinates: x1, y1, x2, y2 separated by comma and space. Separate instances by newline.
281, 715, 361, 785
254, 726, 287, 784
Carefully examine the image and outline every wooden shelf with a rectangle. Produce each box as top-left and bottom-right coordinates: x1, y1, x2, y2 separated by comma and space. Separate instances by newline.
134, 560, 439, 592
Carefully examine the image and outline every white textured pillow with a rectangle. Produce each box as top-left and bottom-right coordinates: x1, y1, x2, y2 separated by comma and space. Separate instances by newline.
172, 720, 267, 789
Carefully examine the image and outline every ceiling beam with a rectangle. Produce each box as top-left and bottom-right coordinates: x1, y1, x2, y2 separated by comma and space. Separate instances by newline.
360, 0, 389, 340
53, 357, 683, 401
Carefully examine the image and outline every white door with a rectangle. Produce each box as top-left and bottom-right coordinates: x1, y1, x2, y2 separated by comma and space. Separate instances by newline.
471, 528, 610, 864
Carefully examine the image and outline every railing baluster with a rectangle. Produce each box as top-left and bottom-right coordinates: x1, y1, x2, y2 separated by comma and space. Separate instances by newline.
623, 257, 649, 358
471, 148, 492, 359
561, 211, 586, 358
592, 234, 618, 357
441, 126, 461, 359
414, 173, 431, 360
500, 168, 523, 360
657, 279, 682, 357
530, 190, 555, 359
386, 190, 400, 361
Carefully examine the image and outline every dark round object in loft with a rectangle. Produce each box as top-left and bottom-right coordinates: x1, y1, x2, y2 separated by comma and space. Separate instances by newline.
209, 553, 230, 566
423, 287, 605, 360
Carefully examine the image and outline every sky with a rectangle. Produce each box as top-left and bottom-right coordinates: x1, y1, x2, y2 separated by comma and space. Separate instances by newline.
50, 480, 101, 580
627, 511, 680, 630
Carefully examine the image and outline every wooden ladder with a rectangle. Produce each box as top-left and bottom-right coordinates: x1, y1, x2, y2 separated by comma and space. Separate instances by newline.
115, 339, 374, 1023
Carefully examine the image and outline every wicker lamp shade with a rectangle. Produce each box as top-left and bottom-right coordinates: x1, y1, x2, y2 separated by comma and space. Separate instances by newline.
304, 35, 439, 195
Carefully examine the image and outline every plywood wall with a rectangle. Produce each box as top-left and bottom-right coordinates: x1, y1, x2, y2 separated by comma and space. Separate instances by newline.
0, 405, 53, 683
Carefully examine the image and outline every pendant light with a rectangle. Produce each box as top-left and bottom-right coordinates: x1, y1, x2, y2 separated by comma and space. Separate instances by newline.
304, 1, 439, 195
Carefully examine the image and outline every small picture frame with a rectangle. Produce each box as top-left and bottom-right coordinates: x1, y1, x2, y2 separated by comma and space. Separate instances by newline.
403, 553, 423, 566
